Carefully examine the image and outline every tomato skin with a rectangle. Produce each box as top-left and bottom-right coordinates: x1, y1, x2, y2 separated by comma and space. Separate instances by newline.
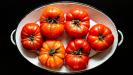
65, 54, 89, 70
87, 24, 114, 52
39, 40, 65, 69
40, 23, 64, 39
66, 39, 91, 54
65, 9, 90, 38
40, 7, 65, 39
21, 23, 43, 51
65, 39, 91, 70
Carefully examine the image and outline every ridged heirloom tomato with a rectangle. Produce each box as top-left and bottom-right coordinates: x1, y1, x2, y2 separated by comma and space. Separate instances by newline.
21, 23, 43, 51
39, 40, 65, 69
65, 39, 91, 70
40, 7, 65, 39
65, 9, 90, 38
87, 24, 114, 52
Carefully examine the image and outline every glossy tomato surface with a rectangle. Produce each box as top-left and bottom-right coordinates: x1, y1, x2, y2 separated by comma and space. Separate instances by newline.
40, 7, 65, 39
21, 23, 43, 51
65, 39, 91, 70
87, 24, 114, 52
65, 9, 90, 38
39, 40, 65, 69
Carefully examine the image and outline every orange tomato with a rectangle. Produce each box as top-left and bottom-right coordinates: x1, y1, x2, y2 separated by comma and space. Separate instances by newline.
39, 40, 65, 69
40, 7, 65, 39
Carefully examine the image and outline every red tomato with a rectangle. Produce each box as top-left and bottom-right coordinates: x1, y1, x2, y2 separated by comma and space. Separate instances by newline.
65, 9, 90, 38
87, 24, 114, 52
21, 23, 43, 51
65, 39, 91, 70
40, 7, 65, 39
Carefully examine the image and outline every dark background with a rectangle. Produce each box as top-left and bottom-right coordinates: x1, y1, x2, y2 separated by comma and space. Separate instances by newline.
1, 0, 132, 75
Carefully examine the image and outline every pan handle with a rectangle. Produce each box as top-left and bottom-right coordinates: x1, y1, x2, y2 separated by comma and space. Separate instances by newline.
118, 30, 124, 46
10, 29, 16, 45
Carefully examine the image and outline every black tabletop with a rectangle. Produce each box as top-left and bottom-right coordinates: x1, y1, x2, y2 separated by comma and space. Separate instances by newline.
1, 0, 131, 75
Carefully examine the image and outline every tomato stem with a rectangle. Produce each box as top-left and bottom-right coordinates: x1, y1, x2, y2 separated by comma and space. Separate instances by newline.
76, 48, 82, 55
49, 49, 55, 56
71, 48, 83, 55
46, 16, 59, 24
49, 48, 60, 56
28, 35, 34, 41
72, 19, 81, 26
98, 35, 105, 41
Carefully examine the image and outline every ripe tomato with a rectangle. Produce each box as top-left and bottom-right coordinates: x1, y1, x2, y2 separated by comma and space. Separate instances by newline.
40, 7, 65, 39
65, 39, 91, 70
65, 9, 90, 38
87, 24, 114, 52
39, 40, 65, 69
21, 23, 43, 51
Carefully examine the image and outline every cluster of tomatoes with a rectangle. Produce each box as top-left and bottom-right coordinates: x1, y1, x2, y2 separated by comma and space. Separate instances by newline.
21, 7, 114, 71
